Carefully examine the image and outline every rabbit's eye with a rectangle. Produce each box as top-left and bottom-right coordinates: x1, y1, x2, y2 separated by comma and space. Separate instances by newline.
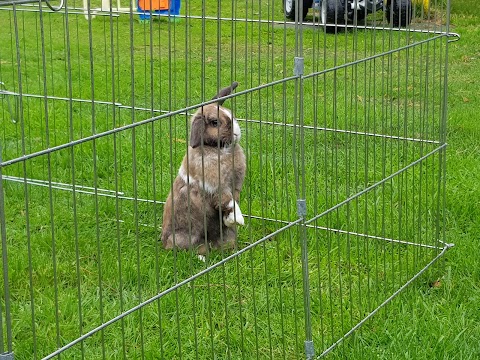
211, 120, 218, 127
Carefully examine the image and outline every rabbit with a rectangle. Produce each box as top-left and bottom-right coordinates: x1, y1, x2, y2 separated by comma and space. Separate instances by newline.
161, 82, 246, 255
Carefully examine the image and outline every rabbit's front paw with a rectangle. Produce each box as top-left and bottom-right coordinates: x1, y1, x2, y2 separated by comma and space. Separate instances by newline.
223, 200, 245, 227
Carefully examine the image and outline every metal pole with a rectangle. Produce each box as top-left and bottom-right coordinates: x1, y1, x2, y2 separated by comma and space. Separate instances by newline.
292, 1, 314, 358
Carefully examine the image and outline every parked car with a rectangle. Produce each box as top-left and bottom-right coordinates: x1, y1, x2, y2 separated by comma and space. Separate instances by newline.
284, 0, 413, 27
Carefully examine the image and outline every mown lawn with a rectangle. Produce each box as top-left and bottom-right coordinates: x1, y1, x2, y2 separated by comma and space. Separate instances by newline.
0, 0, 478, 359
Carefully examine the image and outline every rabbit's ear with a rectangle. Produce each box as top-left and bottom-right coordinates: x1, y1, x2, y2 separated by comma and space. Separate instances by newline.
190, 114, 205, 148
211, 82, 239, 105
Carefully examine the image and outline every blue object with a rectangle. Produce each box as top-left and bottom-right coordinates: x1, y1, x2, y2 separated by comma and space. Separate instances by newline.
138, 0, 181, 21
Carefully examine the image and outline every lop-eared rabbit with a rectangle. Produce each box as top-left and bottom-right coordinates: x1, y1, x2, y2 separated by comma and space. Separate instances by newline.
161, 82, 246, 254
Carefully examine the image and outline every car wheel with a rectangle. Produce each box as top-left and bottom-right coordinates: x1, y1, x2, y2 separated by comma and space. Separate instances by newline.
320, 0, 346, 25
284, 0, 313, 21
386, 0, 413, 27
320, 0, 346, 32
346, 0, 367, 24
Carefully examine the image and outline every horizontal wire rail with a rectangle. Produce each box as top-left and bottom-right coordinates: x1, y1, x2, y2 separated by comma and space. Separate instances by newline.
0, 91, 443, 145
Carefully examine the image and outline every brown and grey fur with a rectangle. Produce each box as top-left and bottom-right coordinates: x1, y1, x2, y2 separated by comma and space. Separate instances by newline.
161, 82, 246, 254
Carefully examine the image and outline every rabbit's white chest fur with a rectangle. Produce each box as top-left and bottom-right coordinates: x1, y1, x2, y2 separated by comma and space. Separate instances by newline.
178, 146, 239, 195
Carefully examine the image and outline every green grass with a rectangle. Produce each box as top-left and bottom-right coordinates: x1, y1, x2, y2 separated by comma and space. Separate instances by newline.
0, 0, 478, 359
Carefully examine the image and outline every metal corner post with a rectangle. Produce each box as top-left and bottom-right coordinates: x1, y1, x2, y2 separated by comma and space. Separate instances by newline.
437, 0, 455, 251
292, 1, 314, 358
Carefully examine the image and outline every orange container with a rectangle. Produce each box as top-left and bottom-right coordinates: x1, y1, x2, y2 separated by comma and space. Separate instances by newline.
138, 0, 168, 11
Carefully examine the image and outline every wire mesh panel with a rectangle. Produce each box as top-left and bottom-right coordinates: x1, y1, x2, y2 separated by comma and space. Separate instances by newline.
0, 0, 455, 359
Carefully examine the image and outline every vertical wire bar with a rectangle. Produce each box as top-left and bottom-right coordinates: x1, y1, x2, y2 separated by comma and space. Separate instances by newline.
281, 9, 300, 356
409, 34, 417, 275
346, 15, 355, 334
422, 33, 431, 263
323, 18, 334, 348
292, 1, 313, 358
165, 5, 178, 355
343, 35, 351, 343
396, 31, 403, 287
347, 22, 358, 338
353, 19, 362, 339
334, 28, 345, 351
426, 35, 434, 255
272, 63, 288, 357
155, 6, 165, 359
364, 25, 373, 322
403, 30, 412, 280
386, 24, 394, 296
0, 153, 13, 356
245, 4, 260, 359
408, 35, 415, 276
20, 9, 30, 160
438, 0, 450, 254
0, 171, 3, 354
217, 3, 232, 358
429, 33, 438, 255
64, 3, 85, 358
243, 5, 254, 355
47, 8, 57, 149
183, 3, 200, 359
255, 11, 268, 355
0, 138, 12, 356
380, 19, 388, 316
108, 8, 127, 359
359, 25, 369, 354
38, 3, 63, 354
263, 3, 274, 358
417, 36, 426, 269
143, 5, 154, 326
200, 3, 215, 359
0, 13, 10, 158
167, 118, 178, 356
89, 6, 106, 357
270, 1, 287, 357
130, 6, 145, 355
0, 11, 15, 348
340, 14, 349, 356
431, 22, 441, 255
35, 5, 46, 194
249, 232, 260, 359
311, 12, 325, 352
231, 3, 247, 358
76, 0, 84, 140
11, 4, 38, 358
336, 17, 347, 357
371, 27, 380, 312
0, 10, 14, 160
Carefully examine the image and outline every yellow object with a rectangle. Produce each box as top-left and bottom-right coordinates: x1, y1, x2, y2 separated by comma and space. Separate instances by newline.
138, 0, 168, 11
412, 0, 430, 14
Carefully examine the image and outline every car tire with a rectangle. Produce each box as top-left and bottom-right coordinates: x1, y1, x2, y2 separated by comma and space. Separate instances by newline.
284, 0, 313, 21
320, 0, 346, 32
386, 0, 413, 27
346, 0, 368, 24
